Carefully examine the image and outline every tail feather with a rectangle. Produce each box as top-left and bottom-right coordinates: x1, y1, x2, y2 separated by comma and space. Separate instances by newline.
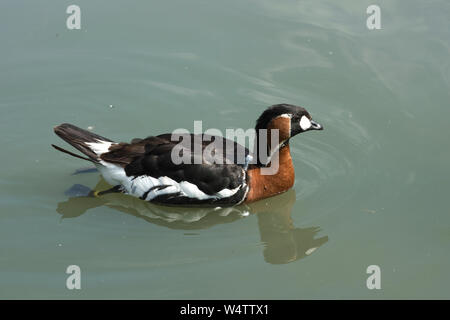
53, 123, 114, 162
51, 144, 97, 163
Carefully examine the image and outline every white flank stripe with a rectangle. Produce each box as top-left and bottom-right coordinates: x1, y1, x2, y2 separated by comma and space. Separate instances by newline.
216, 186, 241, 198
125, 174, 244, 201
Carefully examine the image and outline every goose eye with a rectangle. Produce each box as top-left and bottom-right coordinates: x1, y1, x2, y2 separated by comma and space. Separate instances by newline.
299, 116, 311, 130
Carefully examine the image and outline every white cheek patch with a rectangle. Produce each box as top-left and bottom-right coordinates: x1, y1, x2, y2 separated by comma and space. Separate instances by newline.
299, 116, 311, 130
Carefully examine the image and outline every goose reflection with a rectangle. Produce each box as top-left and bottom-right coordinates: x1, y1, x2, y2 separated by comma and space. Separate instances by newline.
57, 177, 328, 264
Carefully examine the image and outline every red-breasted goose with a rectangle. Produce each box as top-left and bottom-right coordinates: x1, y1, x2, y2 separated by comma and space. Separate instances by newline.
52, 104, 323, 206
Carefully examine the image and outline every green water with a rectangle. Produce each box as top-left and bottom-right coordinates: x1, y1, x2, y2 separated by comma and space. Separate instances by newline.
1, 0, 449, 299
